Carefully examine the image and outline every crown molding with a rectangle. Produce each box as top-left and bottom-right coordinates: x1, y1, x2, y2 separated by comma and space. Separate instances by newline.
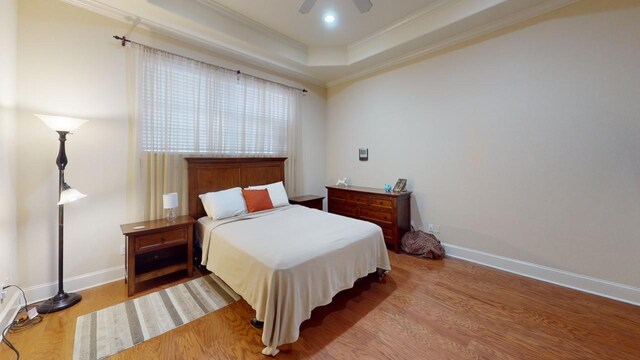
326, 0, 578, 87
61, 0, 325, 87
196, 0, 307, 53
349, 0, 453, 50
62, 0, 578, 88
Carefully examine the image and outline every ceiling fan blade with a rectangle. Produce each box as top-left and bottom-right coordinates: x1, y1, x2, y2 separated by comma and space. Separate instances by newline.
352, 0, 372, 13
298, 0, 317, 14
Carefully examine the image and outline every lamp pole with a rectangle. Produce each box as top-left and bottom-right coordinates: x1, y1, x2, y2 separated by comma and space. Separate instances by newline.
56, 131, 68, 297
36, 130, 82, 313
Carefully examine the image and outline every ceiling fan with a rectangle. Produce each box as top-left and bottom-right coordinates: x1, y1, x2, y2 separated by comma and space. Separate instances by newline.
299, 0, 373, 14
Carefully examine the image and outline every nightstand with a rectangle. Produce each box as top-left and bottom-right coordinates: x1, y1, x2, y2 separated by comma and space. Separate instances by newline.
120, 216, 196, 296
289, 195, 325, 210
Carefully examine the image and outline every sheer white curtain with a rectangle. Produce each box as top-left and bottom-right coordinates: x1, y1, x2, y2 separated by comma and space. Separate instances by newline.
126, 43, 301, 221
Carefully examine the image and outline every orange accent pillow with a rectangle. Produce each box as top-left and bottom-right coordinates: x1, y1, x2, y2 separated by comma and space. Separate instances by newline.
242, 189, 274, 213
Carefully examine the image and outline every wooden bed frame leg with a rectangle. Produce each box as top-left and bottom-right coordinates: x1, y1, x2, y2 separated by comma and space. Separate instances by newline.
250, 317, 264, 329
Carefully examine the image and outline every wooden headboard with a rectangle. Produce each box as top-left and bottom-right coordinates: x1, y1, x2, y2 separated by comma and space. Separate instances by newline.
185, 157, 286, 219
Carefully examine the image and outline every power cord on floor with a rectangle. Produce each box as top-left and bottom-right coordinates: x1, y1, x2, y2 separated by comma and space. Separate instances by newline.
1, 285, 45, 360
2, 321, 19, 359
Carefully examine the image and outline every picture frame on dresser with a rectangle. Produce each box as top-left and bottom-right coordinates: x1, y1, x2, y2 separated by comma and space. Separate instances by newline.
392, 178, 407, 193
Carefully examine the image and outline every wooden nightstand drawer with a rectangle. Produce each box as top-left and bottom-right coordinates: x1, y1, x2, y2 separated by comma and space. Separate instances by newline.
136, 228, 187, 254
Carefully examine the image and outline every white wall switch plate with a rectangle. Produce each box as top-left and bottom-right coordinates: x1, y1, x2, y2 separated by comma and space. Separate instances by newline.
120, 244, 126, 256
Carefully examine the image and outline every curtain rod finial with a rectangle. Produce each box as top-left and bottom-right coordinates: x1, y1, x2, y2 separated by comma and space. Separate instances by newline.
113, 35, 130, 47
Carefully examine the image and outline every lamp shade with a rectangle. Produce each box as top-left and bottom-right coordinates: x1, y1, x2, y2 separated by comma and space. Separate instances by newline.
36, 114, 89, 132
163, 193, 178, 209
58, 183, 87, 205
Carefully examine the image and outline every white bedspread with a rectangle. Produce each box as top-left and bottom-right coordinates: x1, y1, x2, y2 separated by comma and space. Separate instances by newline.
199, 205, 391, 355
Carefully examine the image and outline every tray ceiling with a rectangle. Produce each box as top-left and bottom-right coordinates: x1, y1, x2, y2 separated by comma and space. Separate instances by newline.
63, 0, 577, 87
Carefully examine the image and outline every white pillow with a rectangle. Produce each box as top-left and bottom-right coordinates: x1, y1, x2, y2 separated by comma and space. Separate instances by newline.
248, 181, 289, 207
199, 187, 247, 220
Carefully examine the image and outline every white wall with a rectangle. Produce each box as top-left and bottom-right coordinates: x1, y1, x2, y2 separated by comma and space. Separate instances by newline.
327, 0, 640, 291
0, 0, 19, 321
16, 0, 326, 295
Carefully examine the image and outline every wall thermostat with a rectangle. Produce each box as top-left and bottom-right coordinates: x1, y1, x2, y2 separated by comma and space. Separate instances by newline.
359, 148, 368, 161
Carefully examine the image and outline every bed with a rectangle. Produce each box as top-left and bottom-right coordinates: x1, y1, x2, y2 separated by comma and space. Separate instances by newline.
186, 158, 391, 355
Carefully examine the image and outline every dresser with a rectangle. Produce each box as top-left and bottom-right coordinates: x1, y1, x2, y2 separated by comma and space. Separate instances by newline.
326, 185, 411, 253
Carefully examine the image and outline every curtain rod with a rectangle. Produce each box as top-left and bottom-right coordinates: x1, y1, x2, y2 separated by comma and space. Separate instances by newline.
113, 35, 307, 94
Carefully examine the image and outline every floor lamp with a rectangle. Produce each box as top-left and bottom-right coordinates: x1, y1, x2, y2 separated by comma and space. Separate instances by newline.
36, 114, 88, 313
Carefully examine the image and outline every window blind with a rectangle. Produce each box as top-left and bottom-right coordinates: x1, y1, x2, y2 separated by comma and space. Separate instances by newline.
137, 45, 295, 156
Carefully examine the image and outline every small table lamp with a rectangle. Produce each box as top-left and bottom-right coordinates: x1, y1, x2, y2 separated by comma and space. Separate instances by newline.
163, 192, 178, 221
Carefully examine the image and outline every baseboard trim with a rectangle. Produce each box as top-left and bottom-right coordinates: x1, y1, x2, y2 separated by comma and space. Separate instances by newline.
443, 243, 640, 306
24, 266, 125, 305
0, 292, 21, 332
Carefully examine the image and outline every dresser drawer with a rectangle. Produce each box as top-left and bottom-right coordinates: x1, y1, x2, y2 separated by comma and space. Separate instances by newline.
329, 203, 358, 217
328, 189, 348, 200
136, 228, 188, 254
360, 208, 394, 222
348, 193, 368, 204
363, 219, 393, 237
369, 196, 394, 209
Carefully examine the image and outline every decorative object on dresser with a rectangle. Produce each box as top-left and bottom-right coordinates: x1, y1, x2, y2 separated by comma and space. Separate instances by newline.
162, 192, 178, 221
36, 114, 89, 313
326, 185, 411, 253
392, 178, 407, 193
336, 177, 349, 187
289, 195, 325, 210
120, 216, 196, 296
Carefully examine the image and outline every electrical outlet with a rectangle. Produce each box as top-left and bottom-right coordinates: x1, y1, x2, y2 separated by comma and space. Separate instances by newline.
120, 244, 126, 256
435, 224, 441, 234
427, 224, 435, 233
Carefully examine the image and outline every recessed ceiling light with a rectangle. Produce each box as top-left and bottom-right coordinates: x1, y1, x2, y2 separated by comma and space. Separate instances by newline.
323, 14, 335, 23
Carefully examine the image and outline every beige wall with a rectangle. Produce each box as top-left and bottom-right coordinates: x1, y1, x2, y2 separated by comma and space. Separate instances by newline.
327, 1, 640, 288
0, 0, 19, 316
16, 0, 326, 292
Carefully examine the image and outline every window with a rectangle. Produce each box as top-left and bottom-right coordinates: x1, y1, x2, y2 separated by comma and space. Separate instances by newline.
136, 46, 297, 156
127, 43, 302, 221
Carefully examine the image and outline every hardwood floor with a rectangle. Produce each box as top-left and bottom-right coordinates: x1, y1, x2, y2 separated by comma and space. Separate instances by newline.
2, 252, 639, 359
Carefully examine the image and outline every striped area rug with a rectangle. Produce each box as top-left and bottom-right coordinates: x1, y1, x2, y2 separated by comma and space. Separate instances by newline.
73, 274, 240, 360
